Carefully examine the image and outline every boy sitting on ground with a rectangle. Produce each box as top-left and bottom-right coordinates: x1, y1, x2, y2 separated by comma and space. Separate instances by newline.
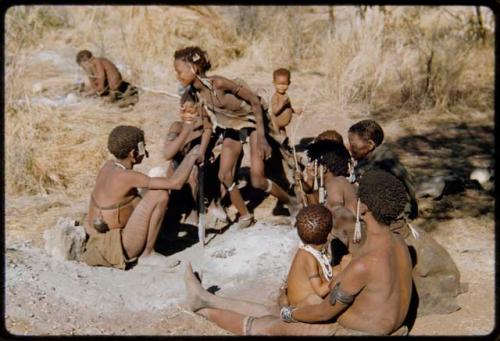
76, 50, 139, 107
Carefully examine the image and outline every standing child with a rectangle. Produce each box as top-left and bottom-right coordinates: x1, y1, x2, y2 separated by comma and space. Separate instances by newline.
268, 68, 301, 145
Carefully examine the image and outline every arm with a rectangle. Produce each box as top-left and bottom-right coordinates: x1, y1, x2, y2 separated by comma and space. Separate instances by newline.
213, 77, 271, 159
306, 257, 332, 298
124, 146, 200, 190
290, 259, 367, 323
163, 121, 192, 161
92, 60, 107, 94
271, 94, 291, 116
197, 113, 213, 164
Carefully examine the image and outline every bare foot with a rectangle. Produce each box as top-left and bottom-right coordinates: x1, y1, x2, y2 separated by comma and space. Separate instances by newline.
184, 262, 210, 312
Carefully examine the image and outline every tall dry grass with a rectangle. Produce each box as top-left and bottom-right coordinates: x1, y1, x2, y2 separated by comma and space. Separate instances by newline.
5, 5, 494, 196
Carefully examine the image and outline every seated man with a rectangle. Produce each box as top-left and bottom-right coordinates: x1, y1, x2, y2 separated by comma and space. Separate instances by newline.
183, 170, 413, 335
76, 50, 139, 107
80, 125, 200, 269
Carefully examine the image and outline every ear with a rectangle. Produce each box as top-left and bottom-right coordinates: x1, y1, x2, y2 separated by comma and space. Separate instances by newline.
367, 139, 376, 151
128, 149, 136, 161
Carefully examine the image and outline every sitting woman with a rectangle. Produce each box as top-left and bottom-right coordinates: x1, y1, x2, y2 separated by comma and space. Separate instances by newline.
80, 125, 200, 269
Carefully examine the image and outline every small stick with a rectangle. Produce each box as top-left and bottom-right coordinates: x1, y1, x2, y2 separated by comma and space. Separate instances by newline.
140, 86, 181, 99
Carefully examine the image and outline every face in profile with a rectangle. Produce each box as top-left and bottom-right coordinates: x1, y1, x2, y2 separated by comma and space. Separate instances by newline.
273, 74, 290, 95
348, 132, 373, 161
174, 59, 196, 87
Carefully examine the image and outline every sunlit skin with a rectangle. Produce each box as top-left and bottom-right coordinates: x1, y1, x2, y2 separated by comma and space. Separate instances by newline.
273, 74, 290, 95
270, 74, 297, 133
347, 132, 376, 161
78, 56, 123, 96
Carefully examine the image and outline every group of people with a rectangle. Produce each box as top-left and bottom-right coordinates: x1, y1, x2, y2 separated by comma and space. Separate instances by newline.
76, 45, 435, 335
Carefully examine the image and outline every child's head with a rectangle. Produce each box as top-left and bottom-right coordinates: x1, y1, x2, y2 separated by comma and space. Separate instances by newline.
107, 125, 146, 161
358, 170, 408, 226
315, 129, 344, 144
180, 89, 197, 117
296, 204, 333, 246
347, 119, 384, 161
76, 50, 93, 65
174, 46, 211, 87
306, 140, 351, 177
273, 68, 291, 95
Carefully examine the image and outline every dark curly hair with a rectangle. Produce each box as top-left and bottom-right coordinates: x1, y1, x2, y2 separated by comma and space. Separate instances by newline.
273, 68, 291, 82
306, 140, 350, 177
76, 50, 92, 64
107, 125, 145, 159
296, 205, 333, 245
174, 46, 212, 74
315, 129, 343, 144
358, 170, 408, 225
348, 119, 384, 147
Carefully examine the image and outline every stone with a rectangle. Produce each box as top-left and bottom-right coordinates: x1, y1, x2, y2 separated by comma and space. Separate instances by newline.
43, 218, 86, 261
404, 225, 462, 316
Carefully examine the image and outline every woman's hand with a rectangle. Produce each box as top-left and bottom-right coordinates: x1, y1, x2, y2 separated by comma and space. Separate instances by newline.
257, 135, 272, 160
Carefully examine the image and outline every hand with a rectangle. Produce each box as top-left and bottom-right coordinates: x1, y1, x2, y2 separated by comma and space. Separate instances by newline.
305, 162, 315, 180
294, 170, 303, 182
257, 135, 272, 160
196, 152, 205, 165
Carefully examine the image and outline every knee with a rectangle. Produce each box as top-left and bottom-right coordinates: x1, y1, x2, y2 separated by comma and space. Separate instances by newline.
250, 173, 268, 190
150, 189, 169, 207
218, 170, 234, 186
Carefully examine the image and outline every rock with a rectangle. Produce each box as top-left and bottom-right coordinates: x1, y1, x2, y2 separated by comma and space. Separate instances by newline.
43, 218, 86, 261
416, 174, 465, 199
470, 168, 492, 190
405, 225, 462, 316
64, 93, 78, 105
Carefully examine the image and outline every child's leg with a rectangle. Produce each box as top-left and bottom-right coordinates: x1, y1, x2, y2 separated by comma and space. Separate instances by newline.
248, 131, 291, 205
121, 189, 169, 259
275, 107, 293, 130
218, 138, 250, 218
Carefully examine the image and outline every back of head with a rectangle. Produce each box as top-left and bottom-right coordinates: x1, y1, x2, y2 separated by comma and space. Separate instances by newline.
273, 68, 291, 82
348, 119, 384, 147
315, 129, 343, 144
358, 170, 408, 225
306, 140, 351, 177
108, 125, 145, 159
180, 87, 196, 105
174, 46, 211, 73
296, 204, 333, 245
76, 50, 93, 64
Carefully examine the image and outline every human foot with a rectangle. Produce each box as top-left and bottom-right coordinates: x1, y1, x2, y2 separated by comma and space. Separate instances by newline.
237, 214, 255, 229
184, 262, 210, 312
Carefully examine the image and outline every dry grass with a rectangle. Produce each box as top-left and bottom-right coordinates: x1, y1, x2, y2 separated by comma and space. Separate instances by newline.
5, 5, 494, 196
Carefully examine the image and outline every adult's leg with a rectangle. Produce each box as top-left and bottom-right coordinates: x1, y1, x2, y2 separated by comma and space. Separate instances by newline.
196, 308, 339, 336
185, 263, 278, 317
248, 131, 292, 205
218, 138, 250, 218
121, 189, 169, 259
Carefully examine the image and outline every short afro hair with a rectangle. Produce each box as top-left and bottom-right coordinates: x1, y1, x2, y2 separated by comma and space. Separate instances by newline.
315, 130, 344, 144
296, 205, 333, 245
76, 50, 92, 64
174, 46, 211, 73
273, 68, 291, 82
358, 170, 408, 225
107, 125, 145, 159
348, 120, 384, 147
306, 140, 350, 177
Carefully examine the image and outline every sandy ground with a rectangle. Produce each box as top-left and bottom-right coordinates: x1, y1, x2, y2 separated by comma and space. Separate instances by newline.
5, 47, 495, 336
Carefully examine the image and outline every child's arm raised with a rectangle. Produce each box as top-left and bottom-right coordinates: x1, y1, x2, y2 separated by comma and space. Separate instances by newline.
212, 77, 272, 160
163, 119, 200, 161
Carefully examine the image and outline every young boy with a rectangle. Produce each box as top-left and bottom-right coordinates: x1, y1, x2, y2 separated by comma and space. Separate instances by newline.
80, 125, 199, 269
348, 119, 418, 221
268, 68, 301, 144
286, 205, 350, 307
76, 50, 139, 107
